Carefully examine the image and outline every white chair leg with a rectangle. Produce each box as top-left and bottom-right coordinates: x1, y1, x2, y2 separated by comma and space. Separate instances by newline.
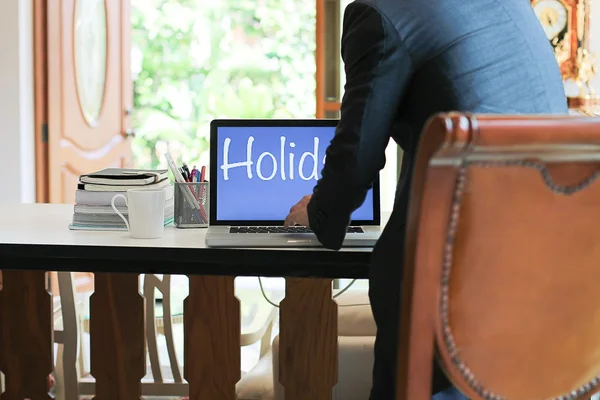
54, 272, 83, 400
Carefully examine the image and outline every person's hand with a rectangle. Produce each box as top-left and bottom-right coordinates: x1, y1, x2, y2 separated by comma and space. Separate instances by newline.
284, 195, 312, 227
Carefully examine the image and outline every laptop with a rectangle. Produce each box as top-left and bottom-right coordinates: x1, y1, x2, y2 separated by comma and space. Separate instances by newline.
205, 119, 383, 248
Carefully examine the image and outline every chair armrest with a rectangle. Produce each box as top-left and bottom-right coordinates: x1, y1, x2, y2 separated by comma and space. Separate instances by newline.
241, 307, 277, 359
241, 306, 276, 344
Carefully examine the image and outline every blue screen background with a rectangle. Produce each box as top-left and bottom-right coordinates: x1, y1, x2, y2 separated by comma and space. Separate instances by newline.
215, 126, 375, 221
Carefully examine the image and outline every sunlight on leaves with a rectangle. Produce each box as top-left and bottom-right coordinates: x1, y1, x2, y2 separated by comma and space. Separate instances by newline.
131, 0, 316, 170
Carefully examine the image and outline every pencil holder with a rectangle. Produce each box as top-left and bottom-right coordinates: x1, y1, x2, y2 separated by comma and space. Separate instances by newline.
174, 182, 209, 228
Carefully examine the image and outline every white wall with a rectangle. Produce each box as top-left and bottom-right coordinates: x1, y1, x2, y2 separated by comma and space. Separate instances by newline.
0, 0, 35, 204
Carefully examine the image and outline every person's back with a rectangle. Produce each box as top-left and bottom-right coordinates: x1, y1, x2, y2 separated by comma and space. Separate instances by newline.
358, 0, 569, 398
284, 0, 568, 398
369, 0, 567, 152
367, 1, 569, 247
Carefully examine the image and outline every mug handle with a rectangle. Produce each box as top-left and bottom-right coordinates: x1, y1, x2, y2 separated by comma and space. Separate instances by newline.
111, 194, 130, 231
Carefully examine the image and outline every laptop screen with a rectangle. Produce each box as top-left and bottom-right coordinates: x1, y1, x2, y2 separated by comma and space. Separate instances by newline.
209, 120, 380, 225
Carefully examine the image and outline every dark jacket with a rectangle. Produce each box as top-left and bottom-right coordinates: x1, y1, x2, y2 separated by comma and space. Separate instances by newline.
307, 0, 569, 258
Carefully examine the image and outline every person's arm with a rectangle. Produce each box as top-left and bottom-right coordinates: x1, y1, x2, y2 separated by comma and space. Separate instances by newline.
307, 1, 414, 250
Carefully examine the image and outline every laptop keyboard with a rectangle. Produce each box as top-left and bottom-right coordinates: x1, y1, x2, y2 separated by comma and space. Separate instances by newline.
229, 226, 364, 234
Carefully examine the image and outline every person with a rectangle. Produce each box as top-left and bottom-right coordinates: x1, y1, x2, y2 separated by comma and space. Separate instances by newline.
284, 0, 569, 398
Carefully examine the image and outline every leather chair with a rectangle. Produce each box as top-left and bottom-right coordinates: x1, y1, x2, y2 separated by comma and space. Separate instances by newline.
397, 112, 600, 400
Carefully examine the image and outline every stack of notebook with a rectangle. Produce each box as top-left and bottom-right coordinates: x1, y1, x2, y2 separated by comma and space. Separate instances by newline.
69, 168, 174, 231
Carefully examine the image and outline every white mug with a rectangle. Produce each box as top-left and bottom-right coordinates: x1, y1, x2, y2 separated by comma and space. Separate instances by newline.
111, 188, 166, 239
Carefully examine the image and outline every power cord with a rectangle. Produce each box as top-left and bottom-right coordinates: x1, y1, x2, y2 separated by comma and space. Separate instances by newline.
257, 277, 370, 308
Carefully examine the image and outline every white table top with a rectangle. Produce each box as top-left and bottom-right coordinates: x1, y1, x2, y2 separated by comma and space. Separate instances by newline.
0, 203, 212, 249
0, 203, 375, 252
0, 204, 377, 279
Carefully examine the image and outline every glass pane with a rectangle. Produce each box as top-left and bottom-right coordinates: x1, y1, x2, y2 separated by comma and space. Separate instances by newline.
73, 0, 108, 126
130, 0, 316, 170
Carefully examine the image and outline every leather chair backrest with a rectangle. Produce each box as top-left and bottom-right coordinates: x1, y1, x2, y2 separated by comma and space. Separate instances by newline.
397, 112, 600, 400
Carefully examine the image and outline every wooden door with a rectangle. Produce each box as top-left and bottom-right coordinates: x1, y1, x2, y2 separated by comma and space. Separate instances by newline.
47, 0, 132, 204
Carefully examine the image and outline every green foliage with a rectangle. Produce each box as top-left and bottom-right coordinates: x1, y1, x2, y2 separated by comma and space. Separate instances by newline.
131, 0, 316, 169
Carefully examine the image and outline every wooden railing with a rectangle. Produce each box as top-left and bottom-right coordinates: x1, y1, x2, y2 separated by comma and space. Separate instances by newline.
0, 270, 340, 400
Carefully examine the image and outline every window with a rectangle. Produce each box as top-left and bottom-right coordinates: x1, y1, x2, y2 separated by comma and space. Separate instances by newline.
131, 0, 317, 171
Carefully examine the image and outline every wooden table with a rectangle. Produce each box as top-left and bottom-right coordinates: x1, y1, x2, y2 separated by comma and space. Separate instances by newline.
0, 203, 374, 400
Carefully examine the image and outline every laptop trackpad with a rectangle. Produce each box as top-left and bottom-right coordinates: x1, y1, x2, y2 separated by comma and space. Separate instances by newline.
282, 232, 318, 244
286, 238, 316, 244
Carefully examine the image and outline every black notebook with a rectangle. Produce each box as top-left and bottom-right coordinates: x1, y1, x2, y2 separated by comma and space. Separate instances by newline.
79, 168, 169, 186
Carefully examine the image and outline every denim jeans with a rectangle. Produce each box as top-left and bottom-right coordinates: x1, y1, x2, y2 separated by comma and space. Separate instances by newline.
432, 386, 469, 400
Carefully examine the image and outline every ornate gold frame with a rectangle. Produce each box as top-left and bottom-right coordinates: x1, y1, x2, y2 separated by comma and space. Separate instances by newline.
532, 0, 600, 111
531, 0, 591, 79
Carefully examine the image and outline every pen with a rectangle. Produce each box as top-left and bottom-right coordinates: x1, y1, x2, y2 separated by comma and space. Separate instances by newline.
191, 165, 198, 182
179, 167, 190, 182
182, 164, 191, 178
198, 165, 207, 201
165, 152, 206, 222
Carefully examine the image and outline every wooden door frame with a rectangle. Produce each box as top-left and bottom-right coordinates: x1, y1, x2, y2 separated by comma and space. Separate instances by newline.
33, 0, 48, 203
316, 0, 325, 118
316, 0, 341, 119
